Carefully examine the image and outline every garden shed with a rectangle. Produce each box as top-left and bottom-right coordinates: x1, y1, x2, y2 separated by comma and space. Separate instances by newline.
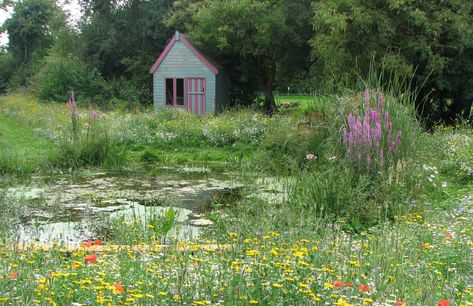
149, 31, 229, 114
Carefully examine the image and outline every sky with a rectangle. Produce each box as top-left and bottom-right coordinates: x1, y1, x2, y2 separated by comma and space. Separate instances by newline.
0, 0, 82, 47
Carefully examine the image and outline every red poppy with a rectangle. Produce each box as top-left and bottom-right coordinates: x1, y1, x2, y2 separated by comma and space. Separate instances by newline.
438, 300, 450, 306
359, 284, 371, 292
85, 253, 97, 263
8, 272, 17, 280
332, 281, 344, 288
396, 302, 406, 306
114, 283, 124, 294
94, 239, 101, 246
345, 282, 353, 288
445, 231, 453, 239
82, 240, 92, 247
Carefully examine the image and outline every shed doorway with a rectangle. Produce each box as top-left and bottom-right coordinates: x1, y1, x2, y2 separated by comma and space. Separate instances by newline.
187, 78, 206, 115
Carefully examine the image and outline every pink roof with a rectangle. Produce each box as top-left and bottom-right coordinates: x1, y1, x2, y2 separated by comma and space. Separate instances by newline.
149, 31, 219, 75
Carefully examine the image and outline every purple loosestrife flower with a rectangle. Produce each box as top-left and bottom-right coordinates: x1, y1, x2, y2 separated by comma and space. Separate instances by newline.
364, 89, 370, 109
343, 128, 348, 145
88, 108, 99, 121
342, 90, 402, 172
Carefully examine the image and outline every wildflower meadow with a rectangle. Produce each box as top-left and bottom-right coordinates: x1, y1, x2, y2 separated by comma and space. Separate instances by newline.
0, 89, 472, 305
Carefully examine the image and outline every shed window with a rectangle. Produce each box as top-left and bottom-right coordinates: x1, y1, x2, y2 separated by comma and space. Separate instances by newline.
165, 78, 185, 106
165, 79, 173, 105
176, 79, 184, 105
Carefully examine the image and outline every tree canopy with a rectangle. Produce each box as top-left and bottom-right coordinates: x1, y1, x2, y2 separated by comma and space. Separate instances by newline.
169, 0, 314, 113
0, 0, 472, 121
312, 0, 473, 122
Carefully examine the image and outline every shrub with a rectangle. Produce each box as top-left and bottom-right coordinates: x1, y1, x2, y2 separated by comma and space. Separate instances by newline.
32, 53, 110, 104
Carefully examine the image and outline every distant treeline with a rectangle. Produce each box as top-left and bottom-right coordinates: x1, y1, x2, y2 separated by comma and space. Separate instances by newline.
0, 0, 472, 121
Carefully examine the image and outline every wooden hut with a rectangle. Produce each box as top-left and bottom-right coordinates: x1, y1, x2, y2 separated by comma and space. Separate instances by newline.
149, 31, 229, 114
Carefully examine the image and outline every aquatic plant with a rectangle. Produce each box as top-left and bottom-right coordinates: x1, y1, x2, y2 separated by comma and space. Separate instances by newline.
342, 91, 402, 173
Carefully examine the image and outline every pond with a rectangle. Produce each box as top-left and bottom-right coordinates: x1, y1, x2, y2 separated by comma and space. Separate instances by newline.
3, 166, 254, 245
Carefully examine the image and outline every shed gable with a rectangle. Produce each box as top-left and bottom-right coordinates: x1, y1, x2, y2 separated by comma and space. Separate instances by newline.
149, 31, 219, 75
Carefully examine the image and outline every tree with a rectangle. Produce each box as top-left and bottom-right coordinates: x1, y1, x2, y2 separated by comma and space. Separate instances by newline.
312, 0, 473, 122
169, 0, 314, 114
1, 0, 64, 86
78, 0, 173, 102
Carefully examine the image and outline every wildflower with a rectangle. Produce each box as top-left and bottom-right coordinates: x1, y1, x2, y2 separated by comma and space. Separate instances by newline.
332, 281, 344, 288
82, 240, 92, 248
364, 89, 370, 108
113, 283, 124, 294
8, 272, 17, 280
445, 231, 454, 239
85, 254, 97, 263
324, 282, 334, 289
94, 239, 101, 245
249, 300, 259, 304
396, 302, 406, 306
306, 153, 316, 161
328, 156, 338, 162
359, 284, 371, 292
173, 295, 181, 301
438, 300, 450, 306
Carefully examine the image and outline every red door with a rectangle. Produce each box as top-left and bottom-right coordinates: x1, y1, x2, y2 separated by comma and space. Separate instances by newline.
187, 78, 206, 115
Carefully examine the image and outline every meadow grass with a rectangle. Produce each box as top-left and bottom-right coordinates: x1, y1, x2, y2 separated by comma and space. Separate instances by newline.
0, 93, 472, 305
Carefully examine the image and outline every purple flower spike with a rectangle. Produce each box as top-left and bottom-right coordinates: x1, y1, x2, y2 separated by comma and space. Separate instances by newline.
377, 92, 383, 111
364, 89, 370, 109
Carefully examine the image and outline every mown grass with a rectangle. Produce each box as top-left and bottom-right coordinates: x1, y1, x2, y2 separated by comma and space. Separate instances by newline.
0, 112, 54, 175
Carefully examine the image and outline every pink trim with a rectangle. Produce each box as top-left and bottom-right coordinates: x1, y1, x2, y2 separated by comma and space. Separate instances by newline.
173, 78, 177, 106
149, 35, 176, 74
194, 79, 198, 113
200, 79, 206, 114
180, 35, 219, 75
149, 32, 219, 75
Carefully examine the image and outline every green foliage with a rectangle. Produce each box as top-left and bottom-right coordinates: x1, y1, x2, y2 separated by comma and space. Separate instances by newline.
169, 0, 313, 113
311, 0, 473, 121
0, 51, 14, 93
32, 52, 110, 103
2, 0, 64, 86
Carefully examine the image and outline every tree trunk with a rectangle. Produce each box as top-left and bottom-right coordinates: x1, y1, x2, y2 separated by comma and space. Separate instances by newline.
255, 59, 278, 115
262, 86, 277, 115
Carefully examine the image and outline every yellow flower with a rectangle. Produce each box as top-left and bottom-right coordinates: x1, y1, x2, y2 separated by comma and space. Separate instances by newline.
249, 300, 259, 304
272, 283, 283, 288
324, 282, 334, 289
246, 249, 260, 256
173, 295, 181, 301
335, 298, 352, 306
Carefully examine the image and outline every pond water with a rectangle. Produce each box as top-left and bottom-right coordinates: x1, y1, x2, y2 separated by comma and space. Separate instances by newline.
4, 166, 249, 245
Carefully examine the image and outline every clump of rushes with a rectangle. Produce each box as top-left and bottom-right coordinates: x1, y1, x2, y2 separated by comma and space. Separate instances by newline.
343, 90, 402, 174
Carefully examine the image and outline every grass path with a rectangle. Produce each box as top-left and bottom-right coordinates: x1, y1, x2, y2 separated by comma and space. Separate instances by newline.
0, 114, 53, 158
0, 111, 55, 174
